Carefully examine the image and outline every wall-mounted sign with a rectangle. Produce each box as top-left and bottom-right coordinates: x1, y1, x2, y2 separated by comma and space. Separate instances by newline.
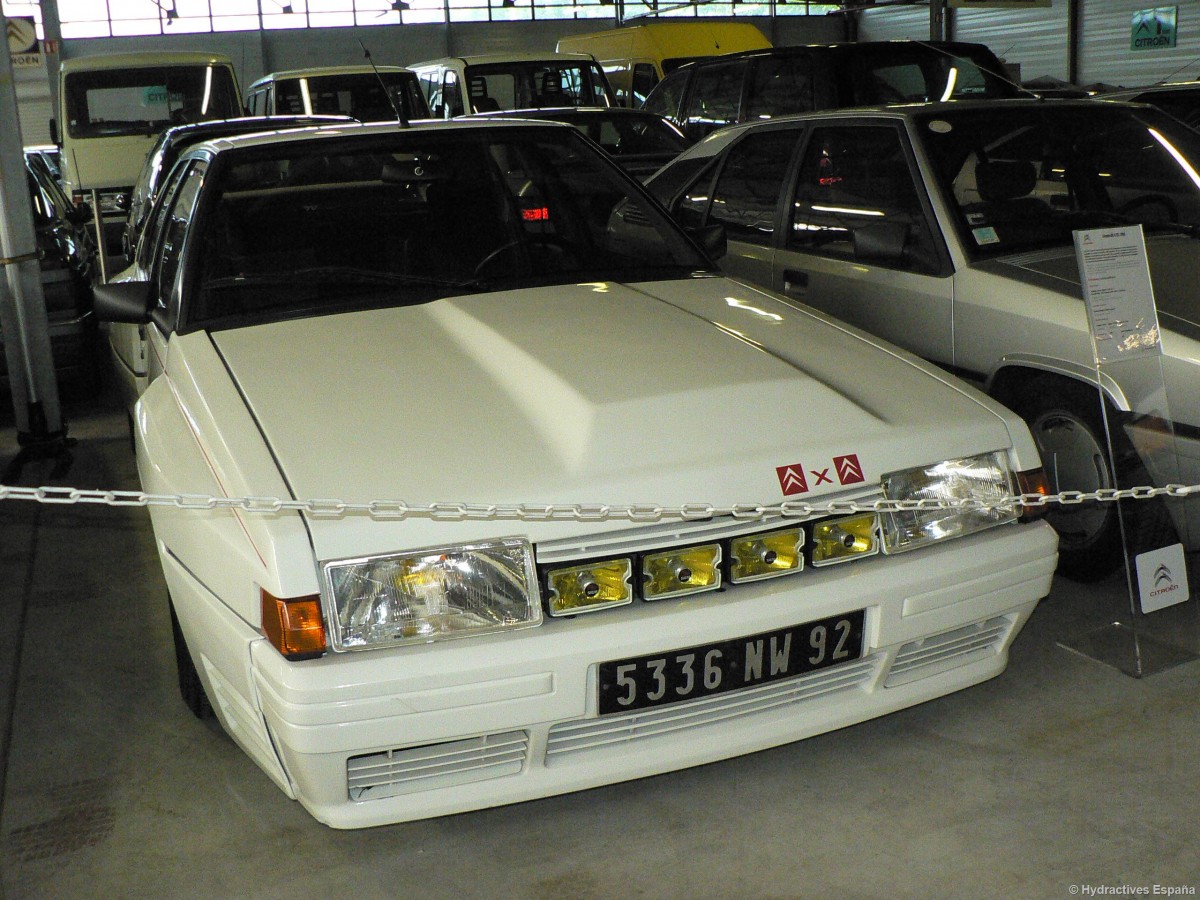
1132, 7, 1178, 51
6, 16, 42, 68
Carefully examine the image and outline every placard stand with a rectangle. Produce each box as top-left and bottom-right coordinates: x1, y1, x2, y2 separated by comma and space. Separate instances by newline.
1056, 226, 1200, 677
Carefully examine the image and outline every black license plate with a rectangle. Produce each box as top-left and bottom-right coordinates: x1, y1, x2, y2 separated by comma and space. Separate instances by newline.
598, 610, 866, 715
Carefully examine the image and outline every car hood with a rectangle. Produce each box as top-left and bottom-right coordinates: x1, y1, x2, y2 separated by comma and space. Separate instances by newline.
209, 278, 1013, 554
988, 234, 1200, 332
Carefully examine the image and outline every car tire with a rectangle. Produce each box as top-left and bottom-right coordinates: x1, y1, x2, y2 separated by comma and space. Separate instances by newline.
1010, 378, 1175, 582
169, 598, 214, 720
1011, 379, 1124, 581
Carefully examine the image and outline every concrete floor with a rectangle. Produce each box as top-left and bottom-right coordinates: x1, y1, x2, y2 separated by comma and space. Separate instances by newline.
2, 384, 1200, 899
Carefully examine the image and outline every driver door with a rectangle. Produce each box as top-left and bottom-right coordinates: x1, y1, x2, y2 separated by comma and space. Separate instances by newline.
770, 123, 954, 367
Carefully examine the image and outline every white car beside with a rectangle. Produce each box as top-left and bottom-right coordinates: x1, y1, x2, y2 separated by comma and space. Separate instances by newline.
96, 119, 1057, 829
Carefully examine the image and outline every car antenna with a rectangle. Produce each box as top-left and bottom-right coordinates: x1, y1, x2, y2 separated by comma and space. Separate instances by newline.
357, 36, 409, 128
1156, 53, 1200, 85
910, 38, 1039, 100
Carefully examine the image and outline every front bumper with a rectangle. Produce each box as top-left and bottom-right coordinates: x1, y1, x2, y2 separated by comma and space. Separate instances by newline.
233, 521, 1055, 829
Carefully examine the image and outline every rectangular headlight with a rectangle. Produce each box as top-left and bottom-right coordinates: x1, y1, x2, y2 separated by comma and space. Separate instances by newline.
812, 514, 879, 566
546, 558, 633, 616
642, 544, 722, 600
730, 527, 804, 582
881, 451, 1017, 554
321, 538, 541, 651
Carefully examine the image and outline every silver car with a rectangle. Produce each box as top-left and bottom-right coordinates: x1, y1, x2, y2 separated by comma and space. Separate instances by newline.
647, 98, 1200, 579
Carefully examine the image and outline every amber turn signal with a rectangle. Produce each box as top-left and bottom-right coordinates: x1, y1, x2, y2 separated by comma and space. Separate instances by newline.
1017, 468, 1051, 521
261, 589, 327, 660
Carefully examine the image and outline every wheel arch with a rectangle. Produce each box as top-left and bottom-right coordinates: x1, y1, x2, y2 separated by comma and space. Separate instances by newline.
986, 356, 1130, 415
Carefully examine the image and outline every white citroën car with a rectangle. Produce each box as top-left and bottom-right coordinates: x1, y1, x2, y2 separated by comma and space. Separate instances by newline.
96, 119, 1057, 829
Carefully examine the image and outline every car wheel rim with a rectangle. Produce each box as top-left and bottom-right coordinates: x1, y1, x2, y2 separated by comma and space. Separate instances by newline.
1032, 408, 1114, 548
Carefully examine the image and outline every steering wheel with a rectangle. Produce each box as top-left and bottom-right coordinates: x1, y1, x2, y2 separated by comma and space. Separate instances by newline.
1115, 194, 1178, 224
473, 236, 573, 277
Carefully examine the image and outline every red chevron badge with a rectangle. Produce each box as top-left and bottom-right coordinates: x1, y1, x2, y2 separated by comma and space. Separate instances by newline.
776, 464, 809, 496
834, 454, 864, 485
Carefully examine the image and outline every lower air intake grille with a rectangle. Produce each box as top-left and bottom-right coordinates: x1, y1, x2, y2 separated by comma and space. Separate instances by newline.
885, 615, 1014, 688
347, 730, 528, 802
545, 656, 879, 763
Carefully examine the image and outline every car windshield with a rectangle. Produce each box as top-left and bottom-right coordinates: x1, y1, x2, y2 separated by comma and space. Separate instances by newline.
64, 65, 242, 138
916, 104, 1200, 259
186, 126, 710, 331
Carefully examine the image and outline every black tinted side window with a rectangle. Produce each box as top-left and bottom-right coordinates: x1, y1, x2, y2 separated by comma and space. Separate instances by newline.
642, 69, 687, 121
631, 64, 659, 108
681, 61, 748, 141
789, 125, 940, 273
155, 163, 207, 317
707, 129, 800, 245
745, 56, 814, 120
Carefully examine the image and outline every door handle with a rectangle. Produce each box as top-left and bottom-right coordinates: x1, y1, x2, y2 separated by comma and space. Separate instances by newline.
783, 269, 808, 296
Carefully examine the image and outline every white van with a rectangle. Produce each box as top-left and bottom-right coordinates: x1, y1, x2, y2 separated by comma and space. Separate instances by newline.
244, 65, 430, 122
409, 53, 614, 118
556, 22, 770, 107
54, 51, 242, 259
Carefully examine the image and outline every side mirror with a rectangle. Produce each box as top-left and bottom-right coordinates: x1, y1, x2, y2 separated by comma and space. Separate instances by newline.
67, 201, 94, 226
689, 223, 727, 261
94, 281, 154, 324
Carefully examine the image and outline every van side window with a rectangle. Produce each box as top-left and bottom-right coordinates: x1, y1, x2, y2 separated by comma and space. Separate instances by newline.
275, 81, 306, 114
681, 60, 747, 140
642, 69, 687, 122
631, 64, 658, 107
443, 72, 463, 117
789, 126, 939, 273
707, 129, 800, 245
745, 55, 814, 120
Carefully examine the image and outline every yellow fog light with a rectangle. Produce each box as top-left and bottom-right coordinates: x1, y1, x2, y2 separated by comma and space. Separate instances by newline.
546, 558, 633, 616
730, 528, 804, 583
812, 514, 879, 566
642, 544, 721, 600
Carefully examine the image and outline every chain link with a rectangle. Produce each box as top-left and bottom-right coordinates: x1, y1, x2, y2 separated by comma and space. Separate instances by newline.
4, 482, 1200, 520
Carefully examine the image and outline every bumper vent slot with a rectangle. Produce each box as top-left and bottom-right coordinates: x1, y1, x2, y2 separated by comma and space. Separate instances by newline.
347, 730, 528, 802
545, 656, 878, 763
885, 615, 1014, 687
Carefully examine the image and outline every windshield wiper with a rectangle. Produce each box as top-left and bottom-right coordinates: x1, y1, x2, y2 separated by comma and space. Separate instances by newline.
203, 266, 485, 292
1074, 209, 1200, 239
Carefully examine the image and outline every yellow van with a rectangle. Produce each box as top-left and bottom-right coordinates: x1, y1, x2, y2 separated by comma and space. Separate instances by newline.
556, 22, 770, 107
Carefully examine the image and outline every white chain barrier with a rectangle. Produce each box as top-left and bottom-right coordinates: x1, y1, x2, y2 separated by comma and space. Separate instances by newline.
3, 483, 1200, 520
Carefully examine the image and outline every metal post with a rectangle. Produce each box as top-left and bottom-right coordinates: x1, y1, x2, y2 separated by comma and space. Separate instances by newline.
0, 12, 72, 481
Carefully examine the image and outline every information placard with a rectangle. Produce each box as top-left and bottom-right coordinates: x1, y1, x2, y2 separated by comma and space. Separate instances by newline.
1072, 226, 1162, 365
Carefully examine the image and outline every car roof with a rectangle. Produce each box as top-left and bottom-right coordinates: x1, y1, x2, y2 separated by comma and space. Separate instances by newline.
665, 38, 996, 70
189, 116, 559, 154
1103, 81, 1200, 98
410, 52, 597, 68
60, 51, 233, 72
247, 65, 416, 89
159, 115, 356, 148
678, 97, 1151, 152
472, 106, 668, 119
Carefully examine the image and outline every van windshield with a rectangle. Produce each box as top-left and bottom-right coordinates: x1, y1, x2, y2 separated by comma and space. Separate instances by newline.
64, 65, 241, 138
464, 62, 613, 111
